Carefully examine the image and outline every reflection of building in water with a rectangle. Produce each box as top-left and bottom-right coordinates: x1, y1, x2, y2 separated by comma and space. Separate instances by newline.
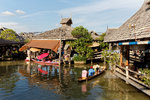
18, 64, 93, 98
0, 65, 20, 93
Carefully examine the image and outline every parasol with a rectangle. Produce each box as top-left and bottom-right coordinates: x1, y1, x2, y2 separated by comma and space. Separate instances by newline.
37, 53, 49, 60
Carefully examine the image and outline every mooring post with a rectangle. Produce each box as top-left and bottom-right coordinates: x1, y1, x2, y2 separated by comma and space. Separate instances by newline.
126, 66, 129, 84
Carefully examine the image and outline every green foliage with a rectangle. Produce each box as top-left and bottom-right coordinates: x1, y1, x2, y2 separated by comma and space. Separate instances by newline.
71, 26, 90, 38
97, 33, 108, 49
73, 55, 87, 61
139, 68, 150, 86
101, 48, 120, 69
71, 26, 93, 61
0, 29, 20, 42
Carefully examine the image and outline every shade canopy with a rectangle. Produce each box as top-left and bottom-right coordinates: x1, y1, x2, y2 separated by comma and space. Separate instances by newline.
19, 40, 60, 52
30, 48, 41, 52
88, 42, 100, 47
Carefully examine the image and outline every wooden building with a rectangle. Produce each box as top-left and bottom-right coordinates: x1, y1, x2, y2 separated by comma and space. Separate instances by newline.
20, 17, 100, 63
104, 0, 150, 70
0, 27, 24, 60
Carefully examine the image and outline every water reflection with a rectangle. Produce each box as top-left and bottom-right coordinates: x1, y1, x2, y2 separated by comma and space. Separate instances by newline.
0, 61, 149, 100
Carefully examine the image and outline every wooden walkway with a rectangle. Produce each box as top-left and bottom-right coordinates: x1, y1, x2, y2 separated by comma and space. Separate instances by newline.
115, 65, 150, 97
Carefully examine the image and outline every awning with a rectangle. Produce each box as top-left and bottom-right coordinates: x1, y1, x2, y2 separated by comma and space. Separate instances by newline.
119, 41, 150, 46
30, 48, 41, 52
88, 42, 100, 47
19, 40, 60, 52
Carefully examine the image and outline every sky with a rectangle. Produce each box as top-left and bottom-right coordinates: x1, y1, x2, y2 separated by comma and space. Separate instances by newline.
0, 0, 144, 33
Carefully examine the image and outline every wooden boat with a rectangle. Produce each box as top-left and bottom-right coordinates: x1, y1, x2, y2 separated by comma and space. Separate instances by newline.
78, 68, 106, 82
32, 59, 59, 66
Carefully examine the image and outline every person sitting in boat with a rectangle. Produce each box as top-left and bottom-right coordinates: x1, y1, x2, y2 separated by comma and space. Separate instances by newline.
88, 66, 95, 76
82, 67, 88, 79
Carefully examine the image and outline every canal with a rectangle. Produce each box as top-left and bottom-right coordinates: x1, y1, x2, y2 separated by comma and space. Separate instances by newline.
0, 61, 149, 100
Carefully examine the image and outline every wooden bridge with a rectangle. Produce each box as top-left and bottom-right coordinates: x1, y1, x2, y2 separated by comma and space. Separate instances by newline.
114, 65, 150, 96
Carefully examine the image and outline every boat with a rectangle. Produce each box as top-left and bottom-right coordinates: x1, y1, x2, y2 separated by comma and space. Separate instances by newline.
32, 59, 59, 66
78, 67, 106, 82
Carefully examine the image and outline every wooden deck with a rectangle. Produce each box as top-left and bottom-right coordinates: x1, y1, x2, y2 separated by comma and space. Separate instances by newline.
115, 65, 150, 97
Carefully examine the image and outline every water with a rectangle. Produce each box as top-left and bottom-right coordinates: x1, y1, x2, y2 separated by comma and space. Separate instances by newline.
0, 61, 149, 100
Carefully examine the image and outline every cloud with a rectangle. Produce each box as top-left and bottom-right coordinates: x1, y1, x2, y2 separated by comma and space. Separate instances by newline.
16, 10, 25, 14
0, 22, 31, 33
21, 10, 55, 18
1, 11, 15, 16
0, 22, 18, 26
59, 0, 143, 15
59, 0, 144, 32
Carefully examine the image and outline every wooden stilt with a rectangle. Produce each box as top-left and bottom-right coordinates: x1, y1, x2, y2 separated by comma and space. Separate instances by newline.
120, 46, 123, 66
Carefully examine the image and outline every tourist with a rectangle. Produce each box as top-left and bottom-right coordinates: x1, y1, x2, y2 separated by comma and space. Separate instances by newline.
82, 67, 88, 79
88, 66, 95, 76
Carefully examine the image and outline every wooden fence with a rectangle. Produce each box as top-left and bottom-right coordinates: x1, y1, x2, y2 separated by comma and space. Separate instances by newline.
114, 65, 150, 96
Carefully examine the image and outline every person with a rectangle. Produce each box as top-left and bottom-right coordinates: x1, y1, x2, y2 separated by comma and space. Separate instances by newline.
82, 67, 88, 79
88, 66, 95, 76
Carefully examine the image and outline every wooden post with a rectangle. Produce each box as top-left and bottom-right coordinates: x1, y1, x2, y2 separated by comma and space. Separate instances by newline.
69, 55, 71, 65
114, 63, 116, 73
104, 57, 106, 67
126, 66, 129, 84
120, 46, 123, 66
126, 46, 129, 66
59, 33, 62, 65
27, 49, 31, 61
109, 43, 112, 50
91, 58, 93, 65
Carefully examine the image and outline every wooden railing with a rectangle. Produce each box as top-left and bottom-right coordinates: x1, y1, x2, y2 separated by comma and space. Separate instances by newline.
115, 65, 150, 89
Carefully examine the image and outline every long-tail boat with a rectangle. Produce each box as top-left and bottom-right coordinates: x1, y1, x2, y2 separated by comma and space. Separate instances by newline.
78, 67, 106, 82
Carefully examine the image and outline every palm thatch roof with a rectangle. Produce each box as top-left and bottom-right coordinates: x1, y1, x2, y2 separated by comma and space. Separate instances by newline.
104, 28, 118, 42
33, 26, 75, 40
60, 18, 72, 24
33, 18, 75, 40
90, 31, 100, 40
105, 0, 150, 42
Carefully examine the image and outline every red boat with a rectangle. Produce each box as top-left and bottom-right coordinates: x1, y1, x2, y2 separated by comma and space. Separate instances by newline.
32, 59, 59, 66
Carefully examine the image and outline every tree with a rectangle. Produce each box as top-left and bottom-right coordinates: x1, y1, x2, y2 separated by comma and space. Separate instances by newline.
0, 29, 20, 42
71, 26, 91, 38
71, 26, 93, 61
97, 33, 108, 49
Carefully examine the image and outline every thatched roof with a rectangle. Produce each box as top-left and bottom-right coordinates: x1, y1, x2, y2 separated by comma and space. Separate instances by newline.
60, 18, 72, 24
104, 28, 118, 42
104, 0, 150, 42
90, 31, 100, 40
33, 26, 75, 40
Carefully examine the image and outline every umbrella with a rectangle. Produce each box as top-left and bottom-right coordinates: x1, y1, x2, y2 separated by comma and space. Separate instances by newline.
37, 53, 49, 60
